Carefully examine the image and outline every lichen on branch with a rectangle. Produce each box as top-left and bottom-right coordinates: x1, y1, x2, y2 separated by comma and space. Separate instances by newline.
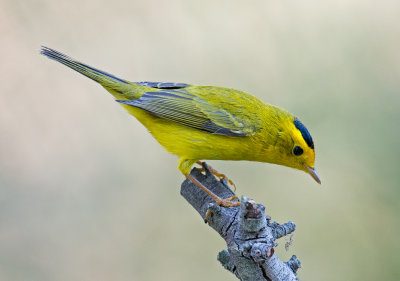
180, 163, 301, 281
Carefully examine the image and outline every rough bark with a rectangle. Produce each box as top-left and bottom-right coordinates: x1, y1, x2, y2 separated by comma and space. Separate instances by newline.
180, 163, 301, 281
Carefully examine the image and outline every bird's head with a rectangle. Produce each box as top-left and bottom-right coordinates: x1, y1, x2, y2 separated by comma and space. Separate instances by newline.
264, 117, 320, 184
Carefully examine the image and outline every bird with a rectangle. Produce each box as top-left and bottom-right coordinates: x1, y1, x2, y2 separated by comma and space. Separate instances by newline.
40, 46, 321, 207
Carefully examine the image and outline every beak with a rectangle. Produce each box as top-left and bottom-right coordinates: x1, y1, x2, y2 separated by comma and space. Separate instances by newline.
305, 166, 321, 184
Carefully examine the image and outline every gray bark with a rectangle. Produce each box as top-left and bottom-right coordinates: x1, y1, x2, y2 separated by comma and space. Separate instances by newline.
180, 163, 301, 281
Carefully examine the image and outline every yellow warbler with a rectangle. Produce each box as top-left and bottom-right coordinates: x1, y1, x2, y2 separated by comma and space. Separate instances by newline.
41, 46, 320, 207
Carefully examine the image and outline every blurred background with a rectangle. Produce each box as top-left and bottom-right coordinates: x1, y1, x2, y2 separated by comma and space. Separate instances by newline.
1, 0, 399, 280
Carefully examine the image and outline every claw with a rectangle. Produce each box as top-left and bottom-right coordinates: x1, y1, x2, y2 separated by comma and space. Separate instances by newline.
205, 209, 213, 223
215, 196, 240, 207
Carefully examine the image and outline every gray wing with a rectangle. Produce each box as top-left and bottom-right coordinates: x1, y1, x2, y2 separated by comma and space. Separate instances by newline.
117, 90, 257, 137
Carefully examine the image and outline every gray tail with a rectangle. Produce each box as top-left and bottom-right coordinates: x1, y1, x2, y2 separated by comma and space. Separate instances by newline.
40, 46, 128, 86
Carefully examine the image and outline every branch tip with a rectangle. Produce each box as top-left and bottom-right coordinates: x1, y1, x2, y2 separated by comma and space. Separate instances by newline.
273, 221, 296, 239
287, 255, 301, 274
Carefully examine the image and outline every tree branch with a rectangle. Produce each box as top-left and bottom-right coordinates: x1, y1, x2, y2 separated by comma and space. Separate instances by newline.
180, 163, 301, 281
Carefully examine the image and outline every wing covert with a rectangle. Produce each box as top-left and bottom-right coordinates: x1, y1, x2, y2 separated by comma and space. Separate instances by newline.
117, 89, 260, 137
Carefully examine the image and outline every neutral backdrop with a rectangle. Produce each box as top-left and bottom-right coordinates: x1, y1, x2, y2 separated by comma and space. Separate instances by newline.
1, 0, 399, 280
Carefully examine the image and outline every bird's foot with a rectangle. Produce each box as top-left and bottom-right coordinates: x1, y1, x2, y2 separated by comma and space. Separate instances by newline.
215, 195, 240, 207
196, 161, 237, 191
186, 174, 240, 209
205, 196, 240, 223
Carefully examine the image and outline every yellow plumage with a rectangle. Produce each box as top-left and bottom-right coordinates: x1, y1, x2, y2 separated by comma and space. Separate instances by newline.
41, 46, 320, 206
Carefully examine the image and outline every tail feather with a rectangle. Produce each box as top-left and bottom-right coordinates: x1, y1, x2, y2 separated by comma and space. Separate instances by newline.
40, 46, 128, 85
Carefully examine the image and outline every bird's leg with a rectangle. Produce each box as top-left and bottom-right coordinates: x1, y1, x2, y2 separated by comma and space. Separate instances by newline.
196, 161, 237, 192
186, 174, 240, 207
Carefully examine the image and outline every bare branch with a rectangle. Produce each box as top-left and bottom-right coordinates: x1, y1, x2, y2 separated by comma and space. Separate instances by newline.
180, 163, 301, 281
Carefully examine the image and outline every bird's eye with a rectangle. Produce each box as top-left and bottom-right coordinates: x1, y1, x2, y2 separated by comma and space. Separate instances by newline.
293, 146, 303, 156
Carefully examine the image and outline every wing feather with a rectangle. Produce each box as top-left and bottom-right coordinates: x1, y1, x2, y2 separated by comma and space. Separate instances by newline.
117, 89, 261, 137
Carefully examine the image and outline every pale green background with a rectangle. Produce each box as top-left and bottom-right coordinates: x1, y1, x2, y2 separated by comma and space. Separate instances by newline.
1, 0, 399, 280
